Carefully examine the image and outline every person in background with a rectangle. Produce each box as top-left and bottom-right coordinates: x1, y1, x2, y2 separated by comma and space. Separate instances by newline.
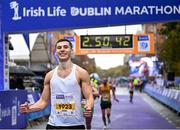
16, 76, 25, 89
90, 76, 100, 99
128, 77, 134, 103
139, 77, 145, 93
99, 77, 119, 128
133, 77, 140, 90
109, 77, 119, 98
10, 75, 17, 89
20, 39, 94, 130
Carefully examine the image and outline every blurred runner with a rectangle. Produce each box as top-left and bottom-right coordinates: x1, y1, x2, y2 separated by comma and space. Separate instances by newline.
99, 77, 119, 128
109, 77, 119, 98
128, 77, 134, 103
133, 77, 140, 90
139, 77, 144, 93
90, 76, 100, 100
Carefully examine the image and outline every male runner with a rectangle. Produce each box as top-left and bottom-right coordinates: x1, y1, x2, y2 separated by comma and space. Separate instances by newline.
99, 77, 119, 128
20, 39, 94, 129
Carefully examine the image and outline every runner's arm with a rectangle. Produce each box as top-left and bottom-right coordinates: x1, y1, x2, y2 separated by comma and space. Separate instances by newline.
79, 69, 94, 109
20, 71, 51, 113
111, 85, 119, 102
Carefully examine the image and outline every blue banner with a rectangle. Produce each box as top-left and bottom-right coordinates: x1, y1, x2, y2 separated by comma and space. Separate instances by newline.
2, 0, 180, 32
0, 3, 4, 91
0, 90, 27, 129
23, 33, 30, 51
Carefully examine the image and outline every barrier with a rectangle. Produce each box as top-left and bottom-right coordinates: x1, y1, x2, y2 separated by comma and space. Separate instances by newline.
144, 84, 180, 113
0, 90, 27, 129
0, 90, 51, 129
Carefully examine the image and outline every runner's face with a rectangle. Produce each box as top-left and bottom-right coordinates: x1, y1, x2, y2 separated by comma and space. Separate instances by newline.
103, 79, 108, 85
56, 41, 72, 62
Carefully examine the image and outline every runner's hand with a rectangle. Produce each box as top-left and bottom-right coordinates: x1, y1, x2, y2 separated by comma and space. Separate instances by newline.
20, 102, 29, 113
83, 101, 92, 117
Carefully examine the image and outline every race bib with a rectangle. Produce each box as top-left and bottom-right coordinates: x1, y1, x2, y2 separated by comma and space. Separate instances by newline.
102, 93, 110, 101
55, 93, 75, 116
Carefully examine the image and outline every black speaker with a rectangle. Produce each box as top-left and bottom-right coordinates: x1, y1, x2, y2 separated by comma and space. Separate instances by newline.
167, 72, 175, 81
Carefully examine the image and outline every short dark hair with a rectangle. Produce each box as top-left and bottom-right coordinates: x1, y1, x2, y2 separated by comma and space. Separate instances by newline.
55, 39, 73, 49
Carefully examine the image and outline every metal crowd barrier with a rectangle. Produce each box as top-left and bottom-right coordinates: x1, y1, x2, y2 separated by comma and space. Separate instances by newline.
144, 84, 180, 113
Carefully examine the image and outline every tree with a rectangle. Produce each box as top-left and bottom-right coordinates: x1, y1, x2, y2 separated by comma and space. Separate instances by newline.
96, 65, 128, 78
158, 22, 180, 76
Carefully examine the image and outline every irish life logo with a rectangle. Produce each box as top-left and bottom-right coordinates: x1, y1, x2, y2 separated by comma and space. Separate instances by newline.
10, 1, 21, 20
137, 36, 150, 52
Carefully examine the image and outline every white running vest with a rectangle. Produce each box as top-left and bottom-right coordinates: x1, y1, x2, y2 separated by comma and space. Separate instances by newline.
47, 64, 84, 126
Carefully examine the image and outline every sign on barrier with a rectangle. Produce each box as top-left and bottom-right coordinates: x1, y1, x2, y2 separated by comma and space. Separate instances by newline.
27, 92, 50, 121
0, 90, 27, 129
